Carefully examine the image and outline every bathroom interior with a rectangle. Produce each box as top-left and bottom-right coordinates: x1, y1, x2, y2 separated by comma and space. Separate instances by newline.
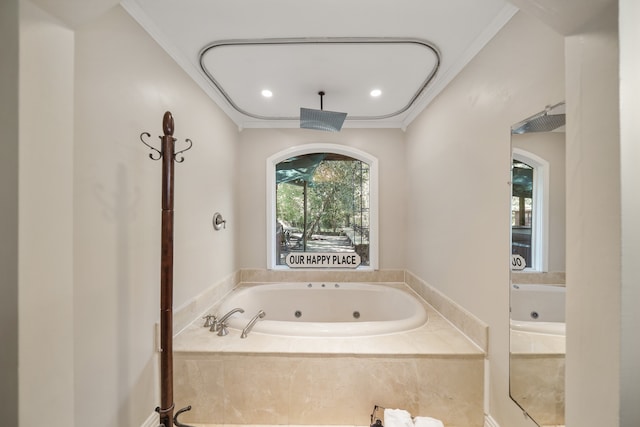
7, 1, 638, 427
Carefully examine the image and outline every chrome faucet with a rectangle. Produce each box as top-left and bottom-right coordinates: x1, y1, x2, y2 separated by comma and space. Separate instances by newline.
214, 307, 245, 336
202, 314, 217, 328
241, 310, 266, 338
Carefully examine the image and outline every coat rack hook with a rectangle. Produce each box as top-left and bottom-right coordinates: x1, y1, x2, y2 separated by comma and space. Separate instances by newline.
140, 112, 193, 163
174, 406, 196, 427
140, 132, 162, 160
174, 138, 193, 163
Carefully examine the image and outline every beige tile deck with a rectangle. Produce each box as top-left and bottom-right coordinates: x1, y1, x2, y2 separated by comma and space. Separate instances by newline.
174, 296, 483, 357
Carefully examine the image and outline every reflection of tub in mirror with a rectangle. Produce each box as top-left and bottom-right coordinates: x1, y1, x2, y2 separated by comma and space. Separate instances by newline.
510, 103, 566, 426
510, 283, 565, 322
510, 283, 565, 351
510, 283, 565, 426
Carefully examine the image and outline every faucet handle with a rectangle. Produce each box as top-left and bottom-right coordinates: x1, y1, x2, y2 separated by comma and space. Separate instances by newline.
202, 314, 217, 328
212, 212, 226, 230
209, 320, 220, 332
217, 322, 229, 336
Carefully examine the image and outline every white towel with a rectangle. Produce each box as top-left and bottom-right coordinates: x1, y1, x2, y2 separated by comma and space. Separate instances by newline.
413, 416, 444, 427
384, 409, 414, 427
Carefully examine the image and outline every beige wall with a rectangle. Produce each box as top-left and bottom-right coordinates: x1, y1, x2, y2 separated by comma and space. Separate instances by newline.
237, 128, 406, 270
12, 1, 640, 427
19, 2, 75, 425
404, 11, 564, 427
71, 5, 239, 427
565, 4, 621, 426
0, 0, 19, 424
512, 131, 566, 272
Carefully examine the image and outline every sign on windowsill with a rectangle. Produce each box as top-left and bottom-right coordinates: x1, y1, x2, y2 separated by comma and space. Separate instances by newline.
511, 254, 527, 271
286, 252, 361, 268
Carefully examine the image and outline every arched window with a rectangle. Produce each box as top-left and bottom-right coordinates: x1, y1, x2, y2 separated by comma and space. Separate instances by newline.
512, 149, 549, 271
266, 144, 378, 270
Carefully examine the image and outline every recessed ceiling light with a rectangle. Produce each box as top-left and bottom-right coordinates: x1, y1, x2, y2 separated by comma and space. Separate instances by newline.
261, 89, 273, 98
370, 89, 382, 97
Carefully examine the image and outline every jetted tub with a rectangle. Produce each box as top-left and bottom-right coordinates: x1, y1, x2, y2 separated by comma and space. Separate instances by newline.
214, 282, 428, 337
510, 283, 565, 336
510, 283, 566, 354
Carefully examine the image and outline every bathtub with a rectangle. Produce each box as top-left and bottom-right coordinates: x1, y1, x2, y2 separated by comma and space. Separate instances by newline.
510, 283, 565, 353
214, 282, 428, 337
510, 283, 565, 334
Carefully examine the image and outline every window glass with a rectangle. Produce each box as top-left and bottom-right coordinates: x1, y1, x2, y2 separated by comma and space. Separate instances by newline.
512, 159, 533, 268
275, 153, 370, 267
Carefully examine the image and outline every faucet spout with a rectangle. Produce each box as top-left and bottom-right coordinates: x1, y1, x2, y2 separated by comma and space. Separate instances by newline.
218, 307, 245, 324
241, 310, 266, 339
213, 307, 245, 335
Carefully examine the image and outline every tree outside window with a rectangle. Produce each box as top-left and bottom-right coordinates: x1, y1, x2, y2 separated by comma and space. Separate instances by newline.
275, 153, 370, 266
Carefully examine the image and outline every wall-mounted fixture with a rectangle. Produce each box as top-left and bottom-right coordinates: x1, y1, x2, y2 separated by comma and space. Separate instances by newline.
212, 212, 227, 230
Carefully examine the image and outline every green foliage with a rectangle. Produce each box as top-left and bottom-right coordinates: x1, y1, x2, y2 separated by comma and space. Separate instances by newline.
277, 157, 370, 236
276, 182, 304, 228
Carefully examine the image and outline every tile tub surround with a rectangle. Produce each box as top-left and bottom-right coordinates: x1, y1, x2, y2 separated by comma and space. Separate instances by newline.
188, 426, 370, 427
239, 268, 406, 285
173, 271, 240, 334
173, 292, 485, 427
174, 288, 482, 355
404, 271, 488, 352
511, 271, 565, 285
174, 354, 483, 427
510, 327, 565, 426
177, 269, 488, 353
510, 354, 565, 426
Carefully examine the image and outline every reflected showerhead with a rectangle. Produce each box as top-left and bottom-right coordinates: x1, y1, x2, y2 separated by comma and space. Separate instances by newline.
512, 102, 566, 134
300, 91, 347, 132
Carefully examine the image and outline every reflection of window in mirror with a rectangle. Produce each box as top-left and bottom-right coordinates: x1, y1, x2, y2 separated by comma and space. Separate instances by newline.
512, 150, 549, 271
512, 159, 533, 267
266, 144, 378, 270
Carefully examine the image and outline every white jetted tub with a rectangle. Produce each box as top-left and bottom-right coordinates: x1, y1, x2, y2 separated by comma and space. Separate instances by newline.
510, 283, 566, 354
214, 282, 428, 337
510, 283, 565, 336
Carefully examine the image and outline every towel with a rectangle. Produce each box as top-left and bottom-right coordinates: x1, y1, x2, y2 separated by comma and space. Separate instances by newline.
384, 409, 414, 427
413, 416, 444, 427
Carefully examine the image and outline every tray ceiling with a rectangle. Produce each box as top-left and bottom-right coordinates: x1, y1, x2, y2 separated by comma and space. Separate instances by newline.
122, 0, 518, 129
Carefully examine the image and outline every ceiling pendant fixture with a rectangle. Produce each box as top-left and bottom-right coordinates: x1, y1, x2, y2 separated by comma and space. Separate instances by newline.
300, 91, 347, 132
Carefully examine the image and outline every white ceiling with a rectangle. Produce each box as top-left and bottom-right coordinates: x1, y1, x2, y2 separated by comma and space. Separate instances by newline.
121, 0, 518, 130
29, 0, 615, 130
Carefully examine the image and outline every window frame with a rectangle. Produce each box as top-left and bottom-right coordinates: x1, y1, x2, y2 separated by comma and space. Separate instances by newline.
266, 143, 379, 270
512, 148, 550, 271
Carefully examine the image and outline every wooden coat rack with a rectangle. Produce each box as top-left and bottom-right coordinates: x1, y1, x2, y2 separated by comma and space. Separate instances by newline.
140, 112, 194, 427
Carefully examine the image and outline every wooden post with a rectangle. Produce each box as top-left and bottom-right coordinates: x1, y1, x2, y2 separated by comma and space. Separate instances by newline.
158, 111, 176, 427
141, 112, 193, 427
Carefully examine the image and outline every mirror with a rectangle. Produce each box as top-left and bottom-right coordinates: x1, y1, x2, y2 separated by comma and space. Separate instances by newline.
509, 103, 566, 426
